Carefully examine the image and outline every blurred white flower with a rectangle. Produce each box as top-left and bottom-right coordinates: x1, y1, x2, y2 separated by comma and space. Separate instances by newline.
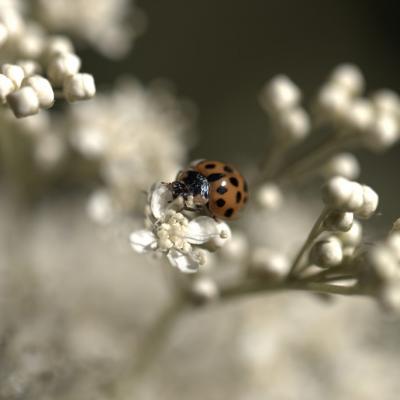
35, 0, 146, 58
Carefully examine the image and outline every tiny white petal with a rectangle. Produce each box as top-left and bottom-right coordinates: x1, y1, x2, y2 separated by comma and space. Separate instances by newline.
185, 216, 220, 245
167, 249, 198, 273
150, 183, 173, 219
129, 230, 157, 253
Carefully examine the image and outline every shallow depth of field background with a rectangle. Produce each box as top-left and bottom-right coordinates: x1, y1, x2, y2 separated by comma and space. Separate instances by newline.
86, 0, 400, 224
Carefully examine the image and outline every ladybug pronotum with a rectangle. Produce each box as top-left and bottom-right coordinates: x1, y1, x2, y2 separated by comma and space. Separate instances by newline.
170, 159, 249, 220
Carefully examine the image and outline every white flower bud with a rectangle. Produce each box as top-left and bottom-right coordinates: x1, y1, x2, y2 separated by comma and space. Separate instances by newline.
322, 176, 353, 210
18, 30, 44, 59
63, 73, 96, 102
330, 64, 365, 95
23, 75, 54, 109
346, 181, 364, 212
355, 185, 378, 219
342, 99, 374, 131
256, 183, 282, 210
278, 107, 310, 142
17, 60, 42, 77
250, 247, 290, 282
0, 74, 14, 103
322, 153, 360, 180
203, 220, 231, 251
190, 276, 219, 304
369, 245, 398, 281
1, 64, 24, 89
0, 8, 23, 37
47, 53, 81, 86
42, 35, 74, 63
364, 112, 399, 151
260, 75, 301, 111
316, 82, 351, 121
372, 90, 400, 117
6, 86, 40, 118
336, 220, 362, 248
0, 22, 8, 46
310, 236, 343, 268
87, 190, 115, 225
323, 210, 353, 232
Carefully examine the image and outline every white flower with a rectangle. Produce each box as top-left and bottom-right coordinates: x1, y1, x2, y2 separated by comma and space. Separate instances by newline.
129, 183, 231, 273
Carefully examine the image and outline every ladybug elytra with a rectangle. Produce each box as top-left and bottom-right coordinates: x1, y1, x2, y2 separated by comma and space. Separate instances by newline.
170, 160, 248, 220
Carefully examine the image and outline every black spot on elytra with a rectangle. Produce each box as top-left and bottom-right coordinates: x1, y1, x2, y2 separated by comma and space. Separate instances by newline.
207, 173, 225, 182
229, 177, 239, 187
224, 165, 234, 173
205, 163, 216, 169
216, 198, 226, 207
236, 191, 242, 203
243, 180, 248, 192
217, 185, 228, 195
224, 208, 234, 218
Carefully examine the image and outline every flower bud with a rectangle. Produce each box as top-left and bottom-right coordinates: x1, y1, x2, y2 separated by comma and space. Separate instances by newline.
17, 60, 42, 77
0, 74, 14, 103
23, 75, 54, 109
250, 247, 290, 282
364, 112, 399, 151
316, 82, 351, 121
7, 86, 40, 118
47, 53, 81, 86
355, 185, 379, 219
310, 236, 343, 268
322, 176, 353, 210
1, 64, 24, 89
190, 276, 219, 304
260, 75, 301, 111
336, 220, 362, 248
323, 210, 353, 232
278, 107, 310, 142
256, 183, 282, 210
371, 90, 400, 117
42, 35, 74, 63
329, 64, 365, 95
63, 73, 96, 102
342, 99, 374, 131
322, 153, 360, 180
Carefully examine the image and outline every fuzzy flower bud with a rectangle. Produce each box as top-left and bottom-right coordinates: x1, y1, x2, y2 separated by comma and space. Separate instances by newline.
371, 90, 400, 117
322, 153, 360, 180
323, 210, 354, 232
1, 64, 24, 89
278, 107, 310, 142
17, 60, 42, 77
42, 35, 74, 63
6, 86, 40, 118
250, 247, 290, 282
322, 176, 355, 211
335, 220, 362, 248
260, 75, 301, 111
310, 236, 343, 268
47, 53, 81, 86
329, 64, 365, 95
23, 75, 54, 109
355, 185, 379, 219
63, 73, 96, 102
316, 82, 351, 121
0, 74, 14, 103
364, 112, 400, 151
342, 99, 374, 132
190, 276, 219, 304
256, 183, 282, 210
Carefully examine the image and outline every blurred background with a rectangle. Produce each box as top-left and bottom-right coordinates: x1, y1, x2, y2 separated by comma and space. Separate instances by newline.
86, 0, 400, 223
2, 1, 400, 399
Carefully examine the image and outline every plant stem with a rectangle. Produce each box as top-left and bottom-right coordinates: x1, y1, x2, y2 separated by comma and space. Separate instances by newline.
288, 207, 330, 277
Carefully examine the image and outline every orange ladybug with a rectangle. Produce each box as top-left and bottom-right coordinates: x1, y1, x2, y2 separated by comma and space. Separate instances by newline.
170, 160, 248, 220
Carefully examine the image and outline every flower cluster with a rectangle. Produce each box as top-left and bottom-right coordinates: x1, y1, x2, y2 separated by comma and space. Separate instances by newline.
130, 183, 230, 273
0, 2, 95, 118
34, 0, 145, 58
79, 80, 194, 223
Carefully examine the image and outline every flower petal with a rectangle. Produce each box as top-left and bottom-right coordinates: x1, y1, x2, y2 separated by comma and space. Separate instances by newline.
167, 249, 199, 273
150, 182, 173, 219
129, 230, 157, 253
185, 216, 221, 244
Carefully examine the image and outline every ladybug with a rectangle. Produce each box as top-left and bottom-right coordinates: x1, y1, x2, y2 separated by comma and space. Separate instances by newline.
169, 160, 248, 220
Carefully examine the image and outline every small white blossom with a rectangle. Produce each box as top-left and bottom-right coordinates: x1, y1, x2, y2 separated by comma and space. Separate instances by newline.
256, 183, 282, 210
47, 52, 81, 86
6, 86, 40, 118
250, 247, 290, 282
23, 75, 54, 109
329, 64, 365, 96
0, 73, 14, 102
129, 183, 231, 273
323, 210, 354, 232
1, 63, 24, 89
63, 73, 96, 102
322, 153, 360, 180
